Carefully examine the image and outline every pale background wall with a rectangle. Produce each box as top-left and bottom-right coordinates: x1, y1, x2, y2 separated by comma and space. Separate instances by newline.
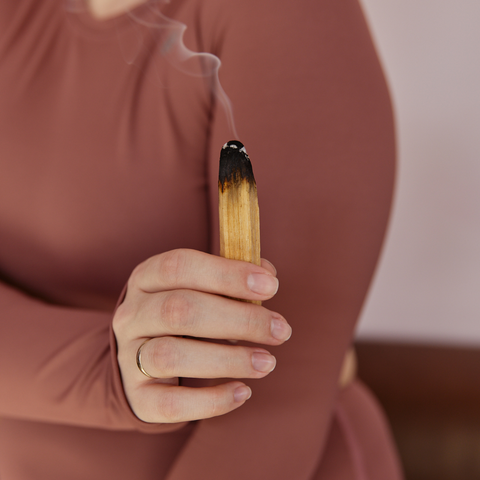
356, 0, 480, 346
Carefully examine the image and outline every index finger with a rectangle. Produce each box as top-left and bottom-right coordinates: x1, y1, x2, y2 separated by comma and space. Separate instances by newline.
130, 249, 279, 301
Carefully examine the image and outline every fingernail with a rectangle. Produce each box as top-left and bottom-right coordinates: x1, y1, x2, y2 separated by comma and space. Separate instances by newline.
271, 316, 292, 341
247, 273, 279, 296
252, 352, 276, 373
234, 385, 252, 403
262, 259, 277, 276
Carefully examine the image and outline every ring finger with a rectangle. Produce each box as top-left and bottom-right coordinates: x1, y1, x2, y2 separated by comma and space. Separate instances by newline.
137, 336, 276, 380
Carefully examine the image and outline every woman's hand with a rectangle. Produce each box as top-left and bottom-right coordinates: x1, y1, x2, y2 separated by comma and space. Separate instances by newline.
112, 249, 291, 424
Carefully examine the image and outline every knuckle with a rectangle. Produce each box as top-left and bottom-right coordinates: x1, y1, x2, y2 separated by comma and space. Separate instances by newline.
156, 390, 183, 423
129, 392, 152, 423
160, 291, 195, 332
207, 388, 224, 418
112, 302, 134, 338
112, 303, 127, 335
128, 259, 148, 289
149, 337, 179, 378
157, 249, 189, 288
242, 304, 263, 338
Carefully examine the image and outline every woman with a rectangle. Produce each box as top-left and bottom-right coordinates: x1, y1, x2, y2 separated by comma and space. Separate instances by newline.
0, 0, 403, 478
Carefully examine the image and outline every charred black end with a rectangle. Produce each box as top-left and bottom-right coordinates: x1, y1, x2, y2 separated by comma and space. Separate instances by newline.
219, 140, 256, 192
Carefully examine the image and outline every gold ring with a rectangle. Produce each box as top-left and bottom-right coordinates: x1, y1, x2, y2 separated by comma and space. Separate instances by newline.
136, 339, 155, 379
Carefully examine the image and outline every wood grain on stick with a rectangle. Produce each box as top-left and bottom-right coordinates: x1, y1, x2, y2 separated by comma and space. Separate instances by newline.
219, 140, 261, 305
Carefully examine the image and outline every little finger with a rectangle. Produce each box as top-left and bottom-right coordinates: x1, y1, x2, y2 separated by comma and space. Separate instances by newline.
134, 381, 252, 423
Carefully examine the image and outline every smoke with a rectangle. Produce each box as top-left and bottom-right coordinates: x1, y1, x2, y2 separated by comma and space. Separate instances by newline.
65, 0, 238, 138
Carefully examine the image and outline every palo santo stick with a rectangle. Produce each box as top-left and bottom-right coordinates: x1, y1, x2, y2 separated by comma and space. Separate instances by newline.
219, 140, 261, 305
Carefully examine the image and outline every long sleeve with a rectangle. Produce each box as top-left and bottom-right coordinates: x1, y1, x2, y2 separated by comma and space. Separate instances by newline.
0, 0, 397, 477
165, 0, 395, 478
0, 0, 199, 435
0, 280, 185, 433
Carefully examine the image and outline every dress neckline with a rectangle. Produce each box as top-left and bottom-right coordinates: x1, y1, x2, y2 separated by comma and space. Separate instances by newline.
65, 0, 157, 38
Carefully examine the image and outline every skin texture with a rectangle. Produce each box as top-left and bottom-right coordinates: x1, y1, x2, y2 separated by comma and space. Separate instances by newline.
113, 249, 291, 423
87, 0, 147, 19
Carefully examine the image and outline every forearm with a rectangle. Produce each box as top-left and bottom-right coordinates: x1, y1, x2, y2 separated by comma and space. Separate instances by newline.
0, 280, 183, 433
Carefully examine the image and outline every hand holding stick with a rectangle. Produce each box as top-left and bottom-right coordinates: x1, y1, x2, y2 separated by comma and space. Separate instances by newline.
112, 142, 290, 425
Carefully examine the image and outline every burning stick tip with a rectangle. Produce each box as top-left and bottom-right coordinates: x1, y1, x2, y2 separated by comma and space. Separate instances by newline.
219, 140, 255, 191
222, 140, 247, 155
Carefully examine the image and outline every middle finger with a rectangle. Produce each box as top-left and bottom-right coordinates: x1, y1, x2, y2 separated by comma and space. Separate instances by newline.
137, 289, 292, 345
